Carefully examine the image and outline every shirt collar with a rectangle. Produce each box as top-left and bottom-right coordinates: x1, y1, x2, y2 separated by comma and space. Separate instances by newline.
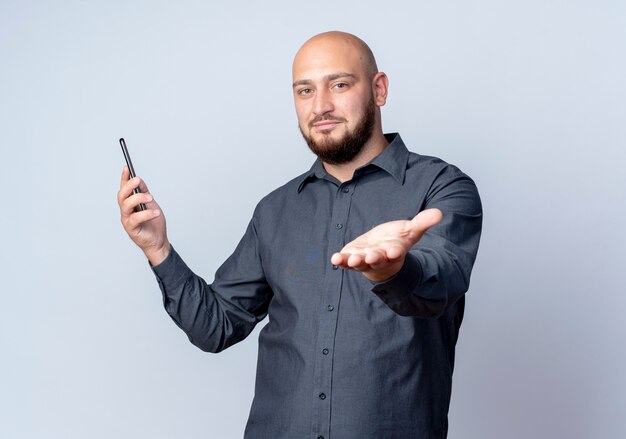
367, 133, 409, 185
297, 133, 409, 192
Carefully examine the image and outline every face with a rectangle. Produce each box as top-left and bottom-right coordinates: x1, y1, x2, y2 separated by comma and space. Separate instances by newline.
292, 37, 379, 164
298, 93, 377, 165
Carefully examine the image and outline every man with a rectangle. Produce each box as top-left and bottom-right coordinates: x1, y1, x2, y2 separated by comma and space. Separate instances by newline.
118, 31, 482, 438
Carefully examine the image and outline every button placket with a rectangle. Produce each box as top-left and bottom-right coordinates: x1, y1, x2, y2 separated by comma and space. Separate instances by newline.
311, 181, 354, 438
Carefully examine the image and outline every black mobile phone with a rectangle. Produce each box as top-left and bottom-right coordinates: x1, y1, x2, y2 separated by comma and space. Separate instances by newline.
119, 138, 147, 211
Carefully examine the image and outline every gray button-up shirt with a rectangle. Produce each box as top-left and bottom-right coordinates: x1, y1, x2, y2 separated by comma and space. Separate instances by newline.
151, 133, 483, 438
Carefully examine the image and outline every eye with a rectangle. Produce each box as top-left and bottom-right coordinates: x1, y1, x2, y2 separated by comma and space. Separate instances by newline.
298, 88, 313, 96
333, 82, 349, 90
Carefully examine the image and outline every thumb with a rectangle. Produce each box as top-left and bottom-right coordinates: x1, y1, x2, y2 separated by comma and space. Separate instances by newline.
410, 208, 443, 235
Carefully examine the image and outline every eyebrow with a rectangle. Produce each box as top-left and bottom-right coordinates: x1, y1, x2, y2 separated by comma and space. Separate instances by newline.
292, 72, 357, 88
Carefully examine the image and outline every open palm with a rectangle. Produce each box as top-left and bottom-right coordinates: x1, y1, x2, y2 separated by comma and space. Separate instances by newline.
330, 208, 443, 282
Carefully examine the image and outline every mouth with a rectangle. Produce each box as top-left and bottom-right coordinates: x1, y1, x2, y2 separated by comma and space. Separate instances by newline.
312, 120, 343, 132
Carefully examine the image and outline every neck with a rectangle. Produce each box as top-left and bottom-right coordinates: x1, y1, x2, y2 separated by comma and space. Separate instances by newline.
322, 131, 388, 183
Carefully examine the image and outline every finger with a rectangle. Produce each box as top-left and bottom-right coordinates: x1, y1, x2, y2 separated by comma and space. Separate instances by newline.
117, 166, 131, 205
409, 208, 443, 236
119, 166, 130, 189
125, 208, 162, 230
121, 192, 154, 217
118, 175, 140, 204
331, 252, 349, 267
331, 252, 368, 270
366, 246, 405, 271
119, 162, 151, 193
347, 253, 369, 271
137, 177, 150, 194
385, 244, 405, 261
121, 191, 153, 216
118, 175, 151, 206
364, 249, 387, 266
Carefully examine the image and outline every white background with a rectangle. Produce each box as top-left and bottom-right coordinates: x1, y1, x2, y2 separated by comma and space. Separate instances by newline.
1, 1, 625, 438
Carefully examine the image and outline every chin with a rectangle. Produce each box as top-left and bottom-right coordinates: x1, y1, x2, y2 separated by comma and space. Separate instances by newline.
315, 128, 347, 141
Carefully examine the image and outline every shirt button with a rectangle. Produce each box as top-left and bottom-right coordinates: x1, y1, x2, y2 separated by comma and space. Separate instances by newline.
327, 304, 334, 311
335, 223, 343, 229
342, 186, 350, 193
319, 393, 326, 400
332, 265, 339, 270
322, 348, 329, 355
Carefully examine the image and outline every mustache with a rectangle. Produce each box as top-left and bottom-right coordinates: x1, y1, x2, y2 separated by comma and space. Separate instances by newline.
309, 114, 347, 128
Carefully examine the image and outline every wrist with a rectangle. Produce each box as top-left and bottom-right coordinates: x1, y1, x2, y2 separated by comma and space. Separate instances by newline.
145, 241, 171, 267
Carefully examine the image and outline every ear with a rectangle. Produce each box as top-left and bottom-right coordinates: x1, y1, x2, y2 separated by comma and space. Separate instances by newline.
372, 72, 389, 107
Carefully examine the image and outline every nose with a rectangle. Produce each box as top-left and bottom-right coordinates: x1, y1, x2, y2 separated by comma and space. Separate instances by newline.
312, 88, 334, 116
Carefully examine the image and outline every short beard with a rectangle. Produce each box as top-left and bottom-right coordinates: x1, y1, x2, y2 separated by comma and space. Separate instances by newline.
299, 98, 376, 165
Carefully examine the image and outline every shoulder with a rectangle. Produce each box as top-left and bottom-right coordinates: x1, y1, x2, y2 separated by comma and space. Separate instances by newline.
407, 150, 470, 180
403, 148, 481, 210
385, 133, 474, 185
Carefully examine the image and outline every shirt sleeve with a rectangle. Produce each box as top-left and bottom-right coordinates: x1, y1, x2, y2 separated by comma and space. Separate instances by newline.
151, 216, 272, 352
371, 166, 483, 317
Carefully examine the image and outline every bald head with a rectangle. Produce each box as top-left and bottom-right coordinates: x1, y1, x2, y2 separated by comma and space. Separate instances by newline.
293, 31, 379, 81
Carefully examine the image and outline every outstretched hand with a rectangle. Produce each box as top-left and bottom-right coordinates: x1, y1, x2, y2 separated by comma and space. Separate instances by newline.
330, 208, 443, 283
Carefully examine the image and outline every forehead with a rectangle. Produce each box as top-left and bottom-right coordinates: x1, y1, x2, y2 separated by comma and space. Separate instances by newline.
292, 37, 367, 82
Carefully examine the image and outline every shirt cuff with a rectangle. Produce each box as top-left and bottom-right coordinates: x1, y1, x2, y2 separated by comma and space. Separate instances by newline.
149, 245, 193, 288
370, 253, 423, 301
